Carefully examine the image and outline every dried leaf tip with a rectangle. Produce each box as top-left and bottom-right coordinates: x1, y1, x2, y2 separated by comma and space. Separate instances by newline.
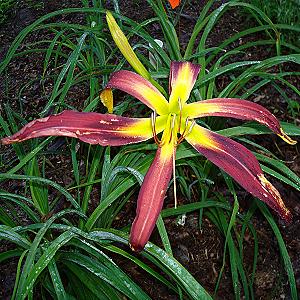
278, 128, 297, 145
129, 242, 143, 253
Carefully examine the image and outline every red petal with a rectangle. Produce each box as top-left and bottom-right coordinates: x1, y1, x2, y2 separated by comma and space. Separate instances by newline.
184, 98, 296, 145
1, 110, 165, 146
106, 70, 169, 115
185, 125, 292, 222
130, 145, 174, 252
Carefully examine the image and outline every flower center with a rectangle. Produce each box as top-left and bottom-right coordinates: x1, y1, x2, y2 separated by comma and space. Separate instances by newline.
151, 111, 195, 147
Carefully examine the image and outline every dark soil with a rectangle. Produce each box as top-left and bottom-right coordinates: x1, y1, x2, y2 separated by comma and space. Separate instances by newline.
0, 1, 299, 299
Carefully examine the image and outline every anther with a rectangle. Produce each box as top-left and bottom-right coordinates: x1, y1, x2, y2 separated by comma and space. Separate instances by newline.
186, 120, 196, 135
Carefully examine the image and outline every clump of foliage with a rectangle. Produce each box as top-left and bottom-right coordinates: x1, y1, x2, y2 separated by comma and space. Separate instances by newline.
249, 0, 299, 25
248, 0, 300, 45
0, 0, 17, 24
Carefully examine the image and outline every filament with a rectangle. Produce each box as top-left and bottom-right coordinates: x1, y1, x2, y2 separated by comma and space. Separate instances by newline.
178, 97, 182, 134
151, 111, 162, 146
177, 118, 195, 145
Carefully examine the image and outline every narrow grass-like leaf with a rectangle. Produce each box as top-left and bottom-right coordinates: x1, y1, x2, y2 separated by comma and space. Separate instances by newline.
0, 8, 108, 74
62, 251, 151, 300
0, 226, 30, 248
218, 121, 300, 137
81, 146, 103, 215
146, 0, 181, 60
3, 138, 53, 179
101, 244, 177, 292
20, 231, 76, 298
156, 215, 173, 255
11, 250, 28, 300
255, 153, 300, 191
0, 193, 39, 222
28, 156, 49, 215
0, 174, 81, 211
89, 229, 212, 300
261, 165, 300, 191
239, 205, 258, 299
257, 202, 298, 300
161, 200, 231, 218
86, 153, 154, 230
41, 32, 88, 114
15, 210, 84, 298
219, 54, 300, 97
48, 259, 67, 300
0, 249, 23, 263
67, 237, 152, 300
65, 261, 120, 300
184, 0, 214, 58
0, 206, 16, 226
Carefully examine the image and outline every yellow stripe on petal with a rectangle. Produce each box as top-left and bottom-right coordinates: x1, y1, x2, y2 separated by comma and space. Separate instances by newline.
129, 116, 176, 252
185, 124, 217, 150
124, 115, 167, 138
106, 11, 150, 80
0, 111, 167, 147
132, 81, 169, 114
169, 61, 200, 112
183, 102, 220, 119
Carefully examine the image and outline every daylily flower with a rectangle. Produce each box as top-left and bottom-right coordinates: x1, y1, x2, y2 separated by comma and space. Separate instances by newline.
1, 62, 296, 252
168, 0, 181, 9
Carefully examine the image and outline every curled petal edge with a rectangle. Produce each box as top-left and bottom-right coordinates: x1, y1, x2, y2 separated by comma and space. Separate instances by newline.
1, 110, 167, 147
183, 98, 297, 145
185, 125, 292, 223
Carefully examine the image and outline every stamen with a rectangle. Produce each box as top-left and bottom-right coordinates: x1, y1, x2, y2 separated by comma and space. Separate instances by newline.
177, 117, 189, 144
151, 111, 162, 146
177, 118, 195, 145
186, 120, 196, 135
